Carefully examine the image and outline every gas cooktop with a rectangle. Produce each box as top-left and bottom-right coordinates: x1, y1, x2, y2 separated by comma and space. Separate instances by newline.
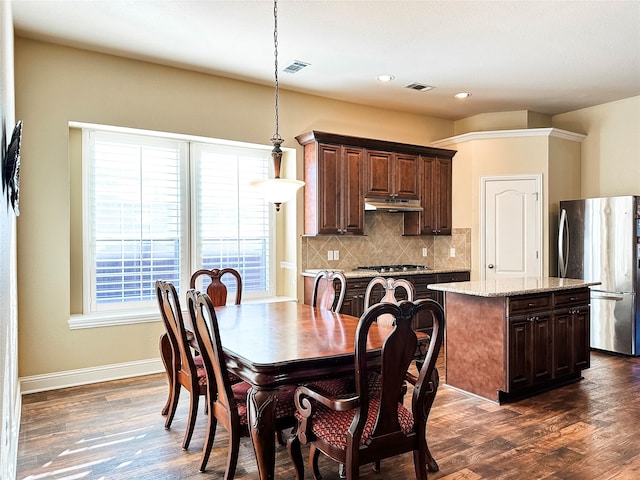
355, 264, 431, 273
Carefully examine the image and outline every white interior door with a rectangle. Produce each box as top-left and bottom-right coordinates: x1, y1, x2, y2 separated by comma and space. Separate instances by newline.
481, 175, 542, 280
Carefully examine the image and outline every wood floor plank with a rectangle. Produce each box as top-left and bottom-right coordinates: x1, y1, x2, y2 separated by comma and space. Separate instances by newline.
16, 351, 640, 479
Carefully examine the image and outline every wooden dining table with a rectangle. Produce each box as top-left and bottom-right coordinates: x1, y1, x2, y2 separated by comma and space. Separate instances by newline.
213, 301, 393, 480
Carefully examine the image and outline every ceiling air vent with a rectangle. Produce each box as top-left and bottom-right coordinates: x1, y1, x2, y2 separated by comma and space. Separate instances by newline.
283, 60, 310, 74
404, 83, 435, 92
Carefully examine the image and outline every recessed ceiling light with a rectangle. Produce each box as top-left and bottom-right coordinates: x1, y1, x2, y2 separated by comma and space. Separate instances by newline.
376, 74, 395, 82
454, 92, 472, 99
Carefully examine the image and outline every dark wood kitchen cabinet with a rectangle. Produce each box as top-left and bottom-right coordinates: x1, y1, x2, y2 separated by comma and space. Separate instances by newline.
365, 151, 419, 200
507, 289, 591, 395
297, 131, 456, 237
420, 156, 452, 235
553, 289, 591, 374
299, 138, 365, 235
507, 294, 554, 393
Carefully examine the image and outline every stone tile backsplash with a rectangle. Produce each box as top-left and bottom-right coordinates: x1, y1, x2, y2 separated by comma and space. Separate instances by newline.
301, 212, 471, 272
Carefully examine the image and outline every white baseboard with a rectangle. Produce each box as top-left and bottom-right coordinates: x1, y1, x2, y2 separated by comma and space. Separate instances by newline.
19, 358, 165, 395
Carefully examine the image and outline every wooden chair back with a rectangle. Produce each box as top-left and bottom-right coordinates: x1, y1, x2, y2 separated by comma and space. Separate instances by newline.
186, 289, 245, 461
311, 270, 347, 312
155, 279, 205, 449
190, 268, 242, 306
186, 288, 297, 473
364, 276, 415, 326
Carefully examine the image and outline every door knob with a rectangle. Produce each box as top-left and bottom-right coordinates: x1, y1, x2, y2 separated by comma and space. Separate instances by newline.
488, 264, 494, 269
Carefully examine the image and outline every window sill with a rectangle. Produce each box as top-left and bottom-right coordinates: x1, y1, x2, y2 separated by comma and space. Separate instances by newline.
68, 296, 298, 330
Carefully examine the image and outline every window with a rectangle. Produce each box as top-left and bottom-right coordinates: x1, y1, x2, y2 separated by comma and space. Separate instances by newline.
83, 128, 273, 315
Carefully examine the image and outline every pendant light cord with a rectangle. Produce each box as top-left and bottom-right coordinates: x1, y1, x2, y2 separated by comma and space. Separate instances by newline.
272, 0, 282, 144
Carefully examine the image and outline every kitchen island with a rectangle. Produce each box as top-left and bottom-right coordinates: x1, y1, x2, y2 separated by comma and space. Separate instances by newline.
428, 277, 600, 403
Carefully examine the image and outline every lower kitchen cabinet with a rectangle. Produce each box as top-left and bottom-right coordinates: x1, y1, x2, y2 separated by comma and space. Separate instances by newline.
508, 311, 553, 392
507, 290, 590, 395
553, 289, 591, 373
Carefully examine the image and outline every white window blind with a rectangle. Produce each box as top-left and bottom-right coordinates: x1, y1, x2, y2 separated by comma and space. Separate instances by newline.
86, 131, 188, 312
192, 143, 273, 298
83, 128, 273, 315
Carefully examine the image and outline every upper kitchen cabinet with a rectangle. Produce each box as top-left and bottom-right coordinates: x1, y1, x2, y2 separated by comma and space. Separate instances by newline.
421, 156, 453, 235
403, 155, 455, 236
297, 132, 365, 235
296, 131, 456, 236
365, 151, 419, 200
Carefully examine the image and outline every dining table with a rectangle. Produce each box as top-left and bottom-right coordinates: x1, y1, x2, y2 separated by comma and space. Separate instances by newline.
212, 301, 393, 480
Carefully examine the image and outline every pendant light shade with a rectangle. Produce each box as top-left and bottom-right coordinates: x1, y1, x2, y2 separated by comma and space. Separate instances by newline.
251, 0, 304, 212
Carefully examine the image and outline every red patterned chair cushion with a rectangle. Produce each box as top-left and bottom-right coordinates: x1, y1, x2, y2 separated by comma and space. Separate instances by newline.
296, 397, 414, 449
308, 371, 383, 399
231, 382, 296, 426
307, 377, 354, 397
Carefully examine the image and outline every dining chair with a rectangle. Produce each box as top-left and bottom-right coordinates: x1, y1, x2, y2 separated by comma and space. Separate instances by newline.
186, 289, 297, 476
363, 276, 429, 372
155, 280, 207, 450
287, 299, 445, 480
311, 270, 347, 312
190, 267, 243, 385
308, 270, 355, 400
190, 267, 243, 306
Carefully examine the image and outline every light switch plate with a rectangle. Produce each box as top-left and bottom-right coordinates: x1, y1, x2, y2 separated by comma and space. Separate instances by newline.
422, 247, 428, 257
450, 247, 456, 257
327, 250, 334, 261
334, 250, 339, 260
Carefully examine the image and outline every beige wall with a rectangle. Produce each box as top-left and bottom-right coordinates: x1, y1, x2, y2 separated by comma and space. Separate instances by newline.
552, 96, 640, 197
15, 38, 453, 378
440, 134, 555, 279
454, 110, 552, 135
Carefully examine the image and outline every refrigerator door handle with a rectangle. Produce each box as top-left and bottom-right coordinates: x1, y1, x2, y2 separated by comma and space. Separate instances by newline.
591, 291, 626, 302
558, 208, 568, 278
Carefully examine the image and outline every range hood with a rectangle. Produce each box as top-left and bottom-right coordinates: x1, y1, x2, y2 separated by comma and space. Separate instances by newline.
364, 197, 423, 212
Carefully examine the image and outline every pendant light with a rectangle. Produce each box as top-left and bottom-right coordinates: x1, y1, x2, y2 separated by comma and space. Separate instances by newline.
250, 0, 304, 212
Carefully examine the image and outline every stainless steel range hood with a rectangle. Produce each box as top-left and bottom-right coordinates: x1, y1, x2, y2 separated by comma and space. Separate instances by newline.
364, 197, 423, 212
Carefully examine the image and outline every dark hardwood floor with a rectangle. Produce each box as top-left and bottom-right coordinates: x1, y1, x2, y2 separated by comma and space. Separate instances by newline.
17, 351, 640, 479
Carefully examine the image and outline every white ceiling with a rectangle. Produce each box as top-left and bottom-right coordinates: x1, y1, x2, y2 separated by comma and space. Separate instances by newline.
11, 0, 640, 121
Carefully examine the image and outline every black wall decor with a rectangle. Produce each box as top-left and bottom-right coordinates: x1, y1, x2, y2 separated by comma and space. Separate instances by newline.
2, 120, 22, 215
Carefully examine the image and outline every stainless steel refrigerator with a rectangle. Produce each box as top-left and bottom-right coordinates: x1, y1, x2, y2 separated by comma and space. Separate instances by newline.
558, 195, 640, 356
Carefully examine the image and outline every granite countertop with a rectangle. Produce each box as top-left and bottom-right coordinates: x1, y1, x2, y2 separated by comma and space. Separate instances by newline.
427, 277, 601, 297
302, 268, 470, 279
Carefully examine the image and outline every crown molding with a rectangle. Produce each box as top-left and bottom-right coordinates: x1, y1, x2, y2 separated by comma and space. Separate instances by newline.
431, 128, 586, 148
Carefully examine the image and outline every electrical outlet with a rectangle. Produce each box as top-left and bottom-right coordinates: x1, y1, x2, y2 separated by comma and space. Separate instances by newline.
450, 247, 456, 257
333, 250, 340, 260
327, 250, 334, 261
422, 247, 428, 257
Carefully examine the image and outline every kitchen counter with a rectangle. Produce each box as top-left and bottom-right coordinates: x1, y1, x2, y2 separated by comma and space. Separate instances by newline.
428, 277, 600, 297
303, 267, 470, 280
